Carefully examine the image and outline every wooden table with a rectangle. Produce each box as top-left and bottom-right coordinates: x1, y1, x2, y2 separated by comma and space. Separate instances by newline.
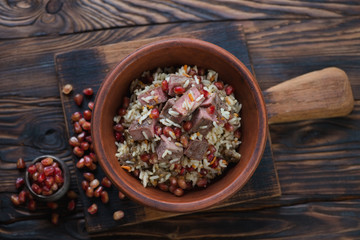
1, 1, 360, 239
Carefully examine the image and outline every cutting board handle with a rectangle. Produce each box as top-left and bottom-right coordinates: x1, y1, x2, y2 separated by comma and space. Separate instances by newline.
263, 67, 354, 124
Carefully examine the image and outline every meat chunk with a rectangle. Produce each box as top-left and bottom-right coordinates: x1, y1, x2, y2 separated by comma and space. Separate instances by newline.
128, 118, 155, 141
156, 135, 183, 162
168, 74, 193, 96
200, 92, 228, 124
190, 107, 217, 135
184, 139, 208, 160
172, 87, 204, 116
159, 98, 185, 124
138, 87, 168, 106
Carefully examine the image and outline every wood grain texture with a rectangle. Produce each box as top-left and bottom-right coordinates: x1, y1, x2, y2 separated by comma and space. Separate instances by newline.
1, 0, 360, 39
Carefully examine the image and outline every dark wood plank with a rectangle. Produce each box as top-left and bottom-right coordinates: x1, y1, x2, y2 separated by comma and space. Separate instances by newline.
1, 1, 360, 39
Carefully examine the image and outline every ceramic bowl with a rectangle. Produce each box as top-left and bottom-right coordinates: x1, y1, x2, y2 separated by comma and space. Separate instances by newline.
92, 38, 267, 212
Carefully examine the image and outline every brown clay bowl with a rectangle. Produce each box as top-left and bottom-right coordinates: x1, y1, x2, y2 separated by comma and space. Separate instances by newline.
92, 38, 267, 212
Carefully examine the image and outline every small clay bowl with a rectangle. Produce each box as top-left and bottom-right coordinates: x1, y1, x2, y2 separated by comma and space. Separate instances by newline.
92, 38, 267, 212
25, 155, 70, 202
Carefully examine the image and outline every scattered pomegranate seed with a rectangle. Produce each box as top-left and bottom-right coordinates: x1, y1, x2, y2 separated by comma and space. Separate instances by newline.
140, 153, 150, 162
200, 168, 208, 176
41, 157, 53, 166
67, 199, 76, 211
149, 153, 158, 165
94, 186, 103, 197
47, 202, 58, 210
122, 97, 130, 109
118, 108, 127, 116
83, 88, 93, 96
172, 127, 181, 139
207, 105, 215, 114
154, 125, 162, 136
224, 122, 234, 132
118, 191, 126, 199
51, 213, 59, 225
173, 86, 186, 95
161, 80, 169, 92
80, 141, 89, 151
77, 132, 86, 142
73, 147, 84, 157
100, 191, 109, 203
27, 199, 36, 211
74, 94, 83, 106
85, 135, 92, 143
225, 85, 234, 95
89, 153, 97, 162
214, 81, 224, 90
78, 118, 86, 126
113, 210, 125, 220
149, 108, 160, 119
10, 194, 20, 206
88, 163, 97, 171
83, 172, 94, 182
113, 123, 124, 132
83, 110, 92, 121
69, 136, 80, 147
180, 135, 189, 148
115, 132, 124, 143
84, 155, 93, 167
101, 177, 112, 188
18, 190, 27, 203
200, 89, 209, 98
27, 164, 37, 174
73, 122, 82, 133
90, 179, 100, 189
86, 186, 94, 198
163, 126, 175, 138
234, 129, 241, 139
15, 177, 25, 189
71, 112, 82, 122
62, 84, 73, 95
81, 180, 89, 191
81, 121, 91, 131
76, 158, 85, 169
16, 157, 26, 170
87, 203, 98, 215
67, 190, 78, 199
182, 121, 193, 132
88, 101, 94, 110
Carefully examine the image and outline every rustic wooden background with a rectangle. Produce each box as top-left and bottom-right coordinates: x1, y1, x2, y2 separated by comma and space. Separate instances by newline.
1, 1, 360, 239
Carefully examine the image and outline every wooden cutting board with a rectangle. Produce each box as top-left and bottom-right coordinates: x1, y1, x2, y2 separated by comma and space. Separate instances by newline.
55, 24, 281, 232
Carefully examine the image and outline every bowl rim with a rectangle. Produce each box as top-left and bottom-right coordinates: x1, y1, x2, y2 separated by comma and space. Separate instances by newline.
92, 38, 267, 212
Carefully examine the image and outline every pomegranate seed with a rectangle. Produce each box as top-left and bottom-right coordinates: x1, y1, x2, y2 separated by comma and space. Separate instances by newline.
81, 180, 89, 191
87, 203, 98, 215
234, 129, 241, 139
113, 210, 125, 221
100, 191, 109, 203
71, 112, 82, 122
89, 179, 100, 189
76, 158, 85, 169
15, 177, 25, 189
27, 164, 36, 174
69, 136, 80, 147
149, 108, 160, 119
154, 125, 162, 136
118, 191, 126, 199
78, 118, 86, 126
89, 153, 97, 163
44, 176, 54, 188
35, 162, 44, 173
41, 157, 53, 166
52, 161, 59, 168
37, 172, 46, 183
44, 166, 55, 176
83, 110, 92, 121
62, 84, 73, 95
122, 97, 130, 108
18, 190, 27, 203
225, 85, 234, 95
115, 132, 124, 143
118, 108, 127, 116
149, 153, 158, 165
180, 135, 189, 148
169, 176, 178, 187
77, 132, 86, 142
47, 202, 58, 210
101, 177, 112, 188
27, 199, 36, 211
173, 127, 181, 139
67, 199, 76, 211
214, 81, 224, 90
73, 122, 82, 133
86, 187, 94, 198
140, 153, 150, 162
83, 87, 93, 96
51, 213, 59, 225
208, 145, 216, 153
16, 157, 26, 169
207, 153, 214, 162
200, 89, 209, 98
173, 86, 185, 95
207, 105, 215, 114
54, 174, 64, 185
88, 162, 97, 171
158, 183, 169, 192
200, 168, 208, 176
179, 168, 186, 176
188, 69, 197, 76
73, 147, 84, 157
31, 183, 42, 195
224, 122, 234, 132
198, 67, 205, 76
88, 101, 94, 110
161, 80, 169, 92
83, 172, 94, 181
80, 141, 90, 151
211, 158, 219, 168
74, 94, 83, 106
196, 178, 208, 188
32, 172, 40, 182
173, 188, 184, 197
67, 190, 78, 199
82, 121, 91, 131
54, 166, 61, 175
163, 126, 175, 138
84, 155, 93, 167
10, 194, 20, 206
51, 183, 59, 192
113, 123, 124, 132
94, 186, 103, 197
177, 177, 187, 190
85, 135, 92, 143
183, 121, 192, 132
